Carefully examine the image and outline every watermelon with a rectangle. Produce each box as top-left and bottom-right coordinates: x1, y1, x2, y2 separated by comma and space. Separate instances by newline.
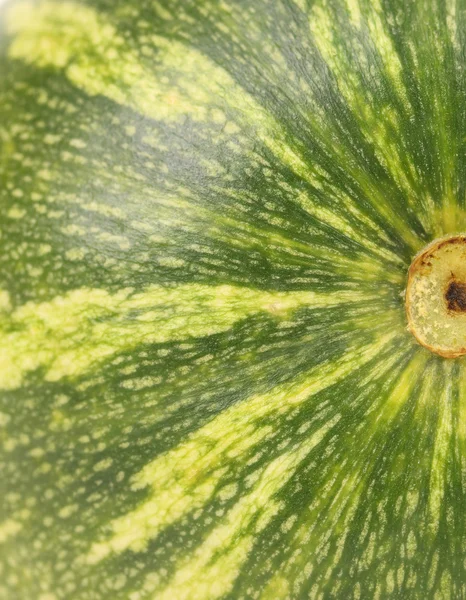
1, 0, 465, 598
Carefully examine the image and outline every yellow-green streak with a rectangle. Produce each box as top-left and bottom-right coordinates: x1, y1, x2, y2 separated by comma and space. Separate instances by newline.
0, 283, 372, 390
86, 329, 399, 565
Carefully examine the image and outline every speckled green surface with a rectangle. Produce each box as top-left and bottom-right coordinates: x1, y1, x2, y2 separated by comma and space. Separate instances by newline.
1, 0, 466, 598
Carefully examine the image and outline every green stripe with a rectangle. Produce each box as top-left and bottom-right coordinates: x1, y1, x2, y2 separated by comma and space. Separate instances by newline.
2, 0, 466, 597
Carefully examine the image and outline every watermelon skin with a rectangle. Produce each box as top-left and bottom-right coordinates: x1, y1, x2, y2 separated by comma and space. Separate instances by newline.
0, 0, 465, 598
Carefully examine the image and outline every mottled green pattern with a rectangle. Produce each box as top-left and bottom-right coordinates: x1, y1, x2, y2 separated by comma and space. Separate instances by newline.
1, 0, 466, 598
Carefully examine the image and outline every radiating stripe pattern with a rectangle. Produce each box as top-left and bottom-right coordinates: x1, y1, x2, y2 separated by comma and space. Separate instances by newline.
1, 0, 466, 598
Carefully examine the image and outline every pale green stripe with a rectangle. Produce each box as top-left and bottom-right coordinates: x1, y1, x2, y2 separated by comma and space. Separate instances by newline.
260, 350, 428, 598
428, 361, 453, 535
0, 284, 379, 390
85, 329, 400, 565
147, 428, 338, 600
309, 0, 424, 246
7, 0, 407, 255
